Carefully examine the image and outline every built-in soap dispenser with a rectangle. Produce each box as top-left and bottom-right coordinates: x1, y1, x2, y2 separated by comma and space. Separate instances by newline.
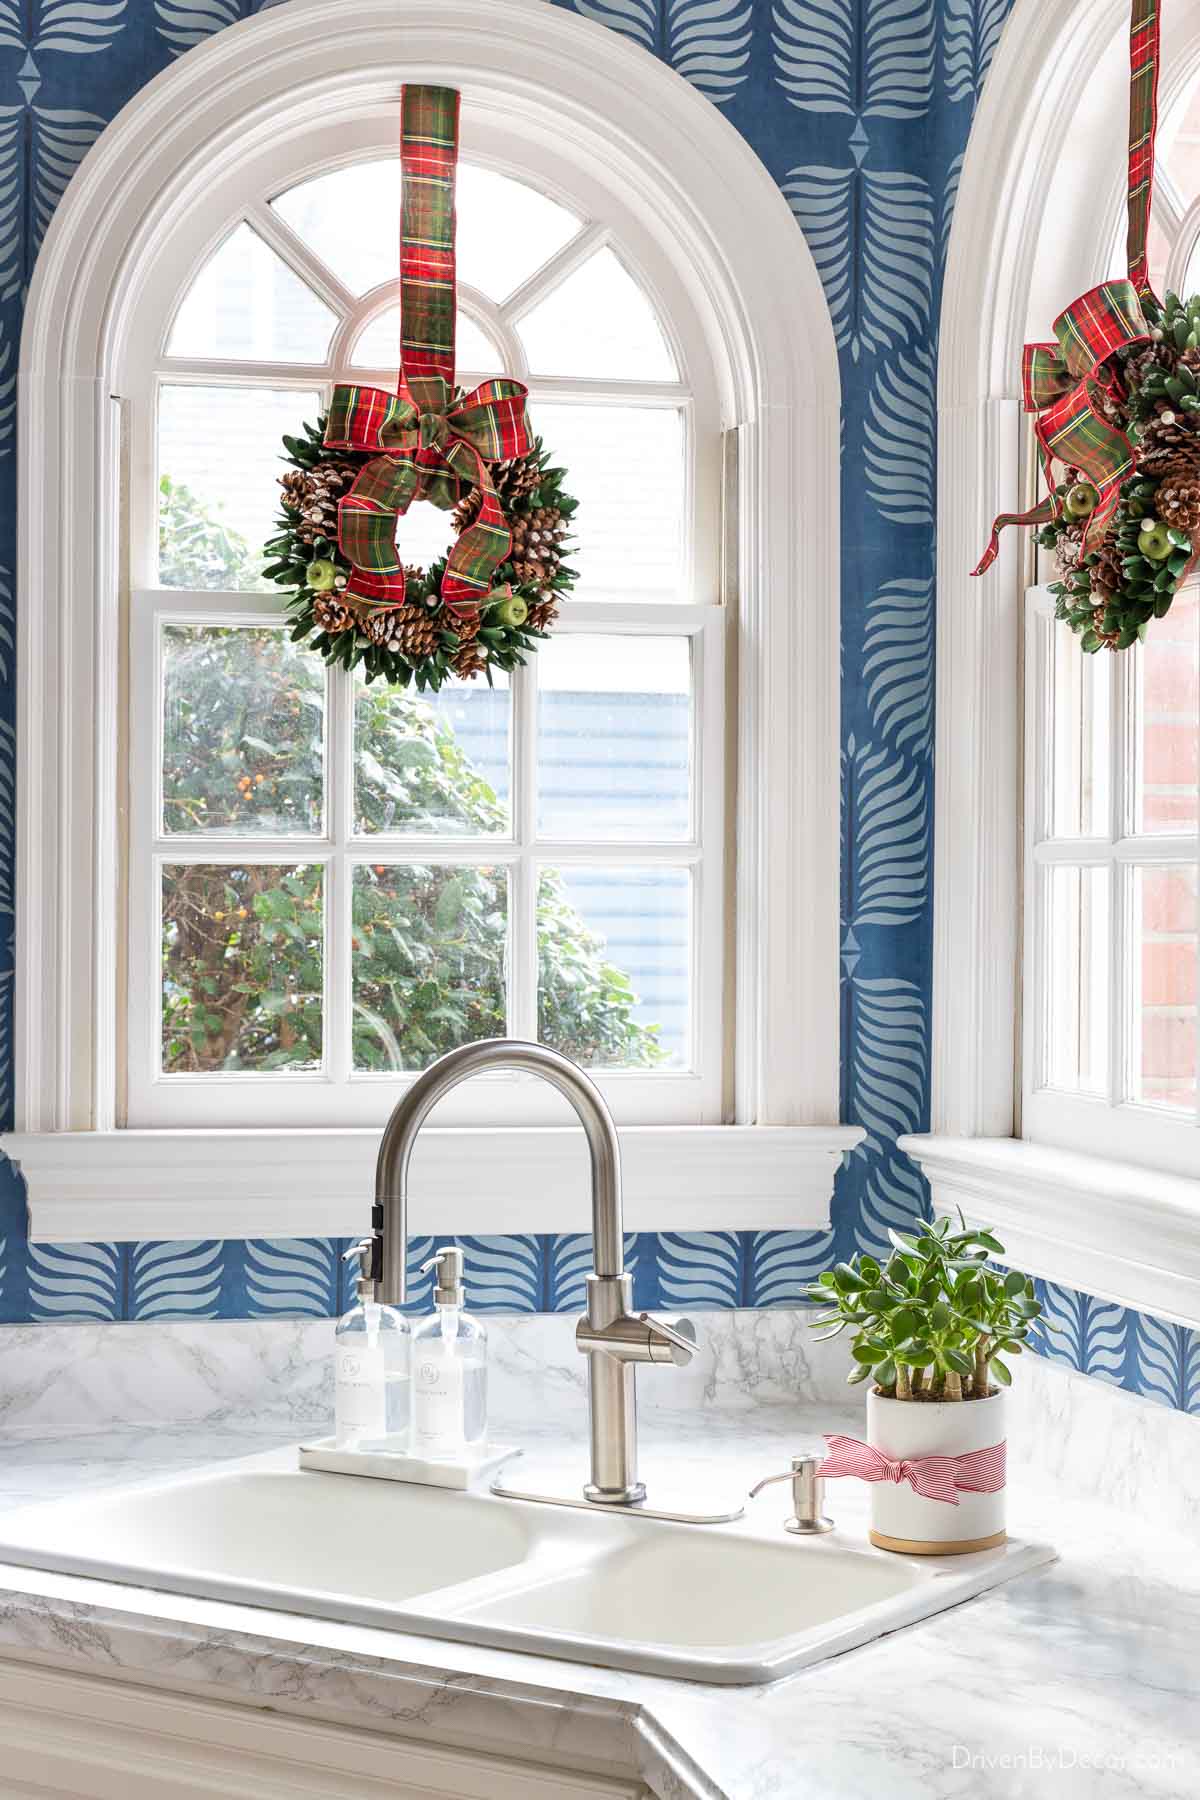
334, 1238, 411, 1449
412, 1245, 488, 1460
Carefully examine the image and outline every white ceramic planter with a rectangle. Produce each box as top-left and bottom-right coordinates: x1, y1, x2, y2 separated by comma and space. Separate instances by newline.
865, 1388, 1007, 1554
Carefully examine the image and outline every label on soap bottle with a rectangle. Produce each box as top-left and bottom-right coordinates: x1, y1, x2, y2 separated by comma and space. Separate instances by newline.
413, 1348, 465, 1457
335, 1339, 387, 1441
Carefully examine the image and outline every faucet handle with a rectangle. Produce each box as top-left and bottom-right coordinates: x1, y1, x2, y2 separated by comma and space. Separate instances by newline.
749, 1454, 834, 1536
638, 1313, 696, 1367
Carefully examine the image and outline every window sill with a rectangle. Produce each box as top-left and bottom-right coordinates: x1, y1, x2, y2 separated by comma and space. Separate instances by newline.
899, 1133, 1200, 1329
3, 1124, 865, 1243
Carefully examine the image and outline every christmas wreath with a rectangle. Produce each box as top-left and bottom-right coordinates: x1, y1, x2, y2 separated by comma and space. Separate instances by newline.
1036, 290, 1200, 653
266, 418, 577, 689
973, 2, 1200, 655
264, 83, 578, 691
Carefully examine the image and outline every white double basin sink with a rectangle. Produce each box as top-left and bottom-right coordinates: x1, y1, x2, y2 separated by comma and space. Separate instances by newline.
0, 1449, 1053, 1684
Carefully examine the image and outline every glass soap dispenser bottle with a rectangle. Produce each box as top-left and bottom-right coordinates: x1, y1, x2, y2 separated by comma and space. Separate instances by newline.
412, 1245, 488, 1460
334, 1237, 411, 1449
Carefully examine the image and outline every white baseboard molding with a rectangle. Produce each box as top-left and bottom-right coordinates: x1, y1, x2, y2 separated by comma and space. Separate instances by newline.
3, 1123, 864, 1243
899, 1133, 1200, 1330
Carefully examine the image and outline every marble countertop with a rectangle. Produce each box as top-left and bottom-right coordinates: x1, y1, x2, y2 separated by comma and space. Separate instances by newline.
0, 1409, 1195, 1800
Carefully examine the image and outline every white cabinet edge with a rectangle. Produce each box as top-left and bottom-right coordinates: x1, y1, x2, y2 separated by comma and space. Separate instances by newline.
900, 1132, 1200, 1331
4, 1123, 865, 1242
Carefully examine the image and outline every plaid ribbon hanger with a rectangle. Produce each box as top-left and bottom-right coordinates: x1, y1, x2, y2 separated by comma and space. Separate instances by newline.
973, 0, 1163, 577
324, 85, 532, 622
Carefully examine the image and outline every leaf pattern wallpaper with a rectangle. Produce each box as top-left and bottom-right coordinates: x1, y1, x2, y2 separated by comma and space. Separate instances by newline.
0, 0, 1193, 1414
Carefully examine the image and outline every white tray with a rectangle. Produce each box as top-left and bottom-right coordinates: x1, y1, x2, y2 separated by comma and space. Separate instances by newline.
297, 1436, 521, 1490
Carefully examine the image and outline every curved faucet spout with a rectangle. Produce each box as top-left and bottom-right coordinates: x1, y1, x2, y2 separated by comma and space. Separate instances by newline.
374, 1039, 623, 1303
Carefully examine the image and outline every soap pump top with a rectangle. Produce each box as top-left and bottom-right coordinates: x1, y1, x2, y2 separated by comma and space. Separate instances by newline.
424, 1243, 465, 1307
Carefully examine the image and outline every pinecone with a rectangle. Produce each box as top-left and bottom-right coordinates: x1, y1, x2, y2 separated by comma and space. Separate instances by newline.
451, 642, 487, 681
449, 607, 481, 644
1137, 408, 1200, 476
1089, 538, 1124, 599
451, 454, 543, 534
279, 458, 358, 546
507, 505, 567, 594
1129, 336, 1180, 410
1158, 474, 1200, 535
312, 595, 355, 635
1054, 527, 1083, 575
364, 603, 439, 659
524, 596, 559, 634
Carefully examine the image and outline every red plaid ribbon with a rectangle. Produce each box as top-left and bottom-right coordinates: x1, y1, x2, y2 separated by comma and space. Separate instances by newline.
973, 281, 1150, 574
324, 86, 531, 620
973, 0, 1162, 577
1128, 0, 1161, 298
820, 1434, 1007, 1506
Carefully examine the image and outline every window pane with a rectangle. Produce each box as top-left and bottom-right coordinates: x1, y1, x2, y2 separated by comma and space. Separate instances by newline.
518, 248, 677, 380
1135, 585, 1199, 834
163, 626, 324, 836
1158, 78, 1200, 216
1044, 865, 1109, 1096
354, 674, 510, 835
537, 635, 690, 839
1048, 609, 1110, 838
272, 161, 580, 302
162, 863, 323, 1073
351, 306, 500, 373
351, 864, 508, 1070
1131, 864, 1198, 1112
167, 224, 337, 363
537, 865, 689, 1070
532, 403, 684, 601
159, 385, 320, 590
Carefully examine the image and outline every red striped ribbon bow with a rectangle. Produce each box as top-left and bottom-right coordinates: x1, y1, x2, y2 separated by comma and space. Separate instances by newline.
820, 1434, 1007, 1507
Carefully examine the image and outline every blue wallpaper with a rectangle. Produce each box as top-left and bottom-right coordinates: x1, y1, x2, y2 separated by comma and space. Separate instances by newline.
0, 0, 1195, 1418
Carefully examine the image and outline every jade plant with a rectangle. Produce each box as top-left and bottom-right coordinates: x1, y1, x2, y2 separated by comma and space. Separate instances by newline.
807, 1214, 1048, 1402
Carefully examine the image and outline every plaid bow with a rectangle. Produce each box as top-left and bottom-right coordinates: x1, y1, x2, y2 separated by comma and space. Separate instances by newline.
323, 84, 534, 625
972, 280, 1151, 576
324, 374, 532, 618
973, 2, 1163, 581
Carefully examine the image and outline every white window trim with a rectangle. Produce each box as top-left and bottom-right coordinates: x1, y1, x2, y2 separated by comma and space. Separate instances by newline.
7, 0, 860, 1241
903, 0, 1200, 1329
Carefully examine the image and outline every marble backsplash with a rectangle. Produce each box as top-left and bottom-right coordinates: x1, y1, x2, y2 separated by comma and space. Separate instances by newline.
0, 1308, 845, 1432
1, 1309, 1197, 1538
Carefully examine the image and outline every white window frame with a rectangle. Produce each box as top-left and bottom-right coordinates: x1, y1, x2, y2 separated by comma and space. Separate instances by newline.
126, 109, 728, 1131
1022, 582, 1200, 1174
901, 0, 1200, 1328
4, 0, 860, 1241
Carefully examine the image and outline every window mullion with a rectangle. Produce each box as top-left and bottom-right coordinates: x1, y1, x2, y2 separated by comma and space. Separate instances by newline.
326, 663, 352, 1084
1111, 646, 1134, 1107
509, 656, 538, 1041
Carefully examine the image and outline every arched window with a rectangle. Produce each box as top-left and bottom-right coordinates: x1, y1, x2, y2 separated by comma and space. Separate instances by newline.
6, 0, 855, 1237
908, 0, 1200, 1327
127, 125, 723, 1133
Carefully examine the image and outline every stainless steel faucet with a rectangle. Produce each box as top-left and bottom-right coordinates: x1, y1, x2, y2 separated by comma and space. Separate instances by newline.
370, 1038, 696, 1506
